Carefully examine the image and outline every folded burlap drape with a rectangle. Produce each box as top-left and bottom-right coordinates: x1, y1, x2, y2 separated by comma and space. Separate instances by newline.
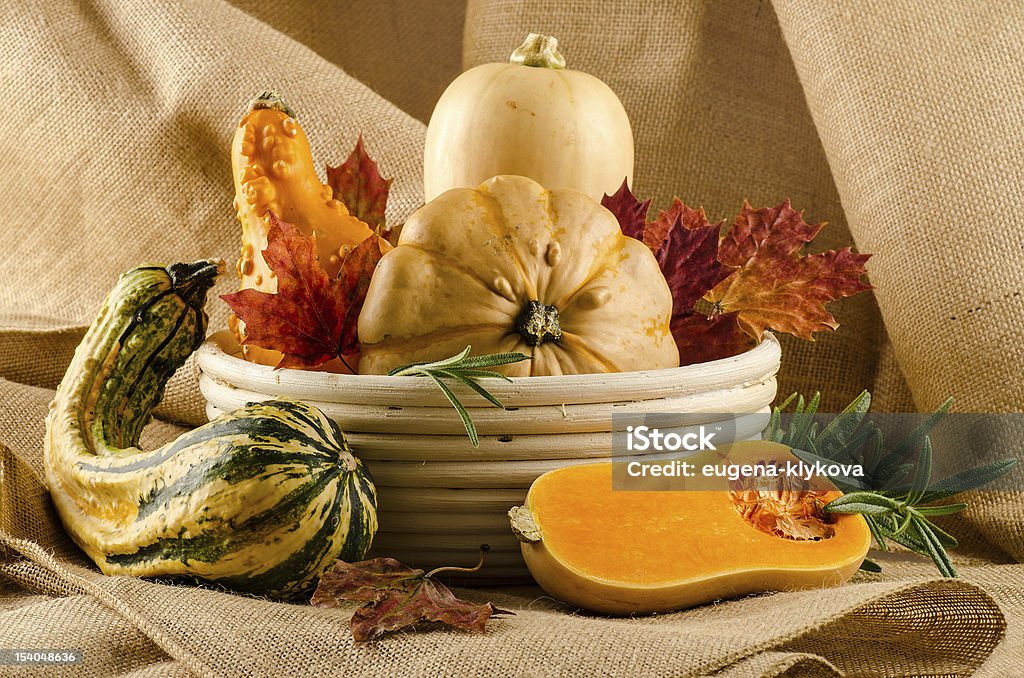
1, 0, 1022, 675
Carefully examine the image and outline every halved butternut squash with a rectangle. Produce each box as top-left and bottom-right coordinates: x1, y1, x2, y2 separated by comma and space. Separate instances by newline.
509, 441, 871, 615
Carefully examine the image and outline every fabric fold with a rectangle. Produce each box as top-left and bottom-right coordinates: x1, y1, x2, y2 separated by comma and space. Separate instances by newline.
772, 0, 1024, 413
0, 425, 1013, 677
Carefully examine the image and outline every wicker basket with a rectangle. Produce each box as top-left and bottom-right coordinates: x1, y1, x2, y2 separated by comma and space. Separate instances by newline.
196, 331, 782, 581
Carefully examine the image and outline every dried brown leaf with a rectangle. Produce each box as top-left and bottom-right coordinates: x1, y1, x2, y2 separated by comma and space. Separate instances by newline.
311, 556, 512, 642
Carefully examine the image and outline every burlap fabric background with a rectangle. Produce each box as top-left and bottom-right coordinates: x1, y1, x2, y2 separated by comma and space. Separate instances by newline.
1, 0, 1022, 675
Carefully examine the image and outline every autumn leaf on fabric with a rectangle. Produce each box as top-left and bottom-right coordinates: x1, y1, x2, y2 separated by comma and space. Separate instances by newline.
707, 200, 872, 341
326, 135, 392, 231
221, 213, 383, 369
311, 555, 512, 642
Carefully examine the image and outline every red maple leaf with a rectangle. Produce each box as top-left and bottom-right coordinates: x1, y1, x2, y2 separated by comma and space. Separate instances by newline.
326, 135, 392, 231
707, 201, 872, 341
606, 187, 873, 360
311, 555, 512, 642
672, 312, 755, 366
221, 213, 383, 369
603, 184, 729, 315
601, 179, 650, 244
651, 200, 731, 315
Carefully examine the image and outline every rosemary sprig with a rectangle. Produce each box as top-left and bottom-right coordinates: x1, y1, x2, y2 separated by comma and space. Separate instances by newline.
770, 391, 1019, 577
388, 346, 530, 447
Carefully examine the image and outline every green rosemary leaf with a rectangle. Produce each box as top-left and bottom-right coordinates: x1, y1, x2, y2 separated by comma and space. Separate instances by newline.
864, 424, 885, 471
388, 346, 472, 375
425, 371, 479, 447
917, 516, 959, 549
865, 517, 889, 551
873, 512, 899, 534
777, 392, 799, 410
915, 458, 1019, 505
819, 418, 876, 465
437, 369, 506, 410
873, 397, 952, 480
389, 346, 531, 447
786, 392, 820, 448
824, 502, 893, 515
825, 491, 903, 511
880, 525, 931, 558
815, 389, 871, 459
890, 511, 914, 536
794, 393, 806, 415
913, 503, 968, 517
767, 405, 783, 443
906, 436, 933, 505
769, 393, 797, 443
448, 353, 530, 369
442, 369, 515, 381
913, 519, 958, 577
879, 463, 915, 492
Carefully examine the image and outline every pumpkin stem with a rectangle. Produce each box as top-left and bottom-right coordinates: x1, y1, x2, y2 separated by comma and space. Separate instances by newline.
248, 90, 297, 118
508, 506, 542, 543
510, 34, 566, 69
515, 300, 562, 346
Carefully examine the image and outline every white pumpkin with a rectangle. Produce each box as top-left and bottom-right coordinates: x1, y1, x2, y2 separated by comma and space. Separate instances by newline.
423, 34, 635, 203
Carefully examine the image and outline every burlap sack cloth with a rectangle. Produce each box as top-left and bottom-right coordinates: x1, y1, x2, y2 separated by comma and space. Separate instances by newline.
1, 0, 1022, 675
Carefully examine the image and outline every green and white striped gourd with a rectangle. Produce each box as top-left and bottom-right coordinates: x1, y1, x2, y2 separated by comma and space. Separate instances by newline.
44, 260, 377, 599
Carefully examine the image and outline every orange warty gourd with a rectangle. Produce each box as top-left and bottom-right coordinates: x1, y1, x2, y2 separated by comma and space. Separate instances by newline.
510, 441, 871, 615
230, 91, 387, 370
357, 175, 678, 376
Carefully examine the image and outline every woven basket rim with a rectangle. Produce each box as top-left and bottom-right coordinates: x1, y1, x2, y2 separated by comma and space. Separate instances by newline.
199, 330, 779, 380
197, 330, 781, 407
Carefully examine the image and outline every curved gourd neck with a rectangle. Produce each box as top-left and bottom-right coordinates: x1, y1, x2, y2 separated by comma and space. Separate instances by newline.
509, 33, 566, 69
65, 262, 219, 455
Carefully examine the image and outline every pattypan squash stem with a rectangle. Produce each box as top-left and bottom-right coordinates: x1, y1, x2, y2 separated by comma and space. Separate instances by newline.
510, 33, 566, 69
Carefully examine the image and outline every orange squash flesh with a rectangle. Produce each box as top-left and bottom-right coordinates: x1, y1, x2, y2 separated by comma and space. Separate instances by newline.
514, 441, 871, 615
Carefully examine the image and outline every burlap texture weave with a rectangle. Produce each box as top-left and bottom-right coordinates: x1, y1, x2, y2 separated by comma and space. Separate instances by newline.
1, 0, 1022, 675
